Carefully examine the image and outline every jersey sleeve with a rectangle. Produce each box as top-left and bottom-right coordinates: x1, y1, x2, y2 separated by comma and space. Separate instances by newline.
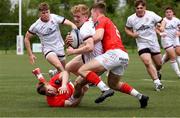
152, 11, 162, 23
52, 14, 65, 24
176, 18, 180, 31
126, 16, 133, 28
28, 23, 37, 35
95, 18, 106, 30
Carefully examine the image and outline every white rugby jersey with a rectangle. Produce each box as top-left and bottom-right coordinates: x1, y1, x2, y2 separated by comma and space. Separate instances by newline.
163, 17, 180, 40
29, 14, 65, 53
79, 19, 103, 63
126, 10, 162, 45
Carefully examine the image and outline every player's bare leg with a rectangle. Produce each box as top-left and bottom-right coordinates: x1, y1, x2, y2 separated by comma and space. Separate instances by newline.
139, 53, 163, 91
46, 52, 69, 87
166, 47, 180, 77
175, 46, 180, 66
152, 53, 162, 80
65, 55, 84, 76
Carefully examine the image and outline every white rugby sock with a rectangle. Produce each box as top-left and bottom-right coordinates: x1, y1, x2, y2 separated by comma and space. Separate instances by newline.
170, 60, 180, 76
130, 89, 142, 100
37, 73, 43, 79
154, 79, 161, 85
177, 56, 180, 65
97, 81, 110, 91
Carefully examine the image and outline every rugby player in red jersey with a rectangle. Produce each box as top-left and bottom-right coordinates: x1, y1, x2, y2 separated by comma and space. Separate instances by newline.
71, 2, 149, 108
32, 68, 86, 107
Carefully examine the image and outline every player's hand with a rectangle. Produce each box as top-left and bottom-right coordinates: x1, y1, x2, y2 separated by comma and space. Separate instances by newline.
133, 32, 139, 38
160, 32, 167, 38
58, 86, 68, 94
65, 32, 73, 47
66, 46, 75, 56
29, 54, 37, 65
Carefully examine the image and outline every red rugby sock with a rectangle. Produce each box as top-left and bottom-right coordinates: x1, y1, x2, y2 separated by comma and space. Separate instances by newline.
119, 83, 133, 94
86, 72, 101, 85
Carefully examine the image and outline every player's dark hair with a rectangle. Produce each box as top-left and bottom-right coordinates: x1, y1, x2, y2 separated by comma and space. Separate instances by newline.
165, 6, 175, 15
91, 2, 106, 14
39, 2, 49, 12
135, 0, 146, 7
37, 82, 46, 95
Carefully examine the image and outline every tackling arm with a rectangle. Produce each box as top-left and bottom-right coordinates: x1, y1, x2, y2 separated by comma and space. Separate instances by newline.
93, 28, 104, 44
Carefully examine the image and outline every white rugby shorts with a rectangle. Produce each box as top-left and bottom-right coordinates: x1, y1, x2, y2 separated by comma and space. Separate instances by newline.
95, 49, 129, 76
174, 37, 180, 47
161, 37, 174, 49
137, 40, 160, 53
44, 48, 65, 61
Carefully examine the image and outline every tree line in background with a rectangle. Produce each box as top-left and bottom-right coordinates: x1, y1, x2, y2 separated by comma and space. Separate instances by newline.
0, 0, 179, 51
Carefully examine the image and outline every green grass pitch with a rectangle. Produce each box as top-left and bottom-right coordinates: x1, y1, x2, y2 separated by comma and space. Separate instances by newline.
0, 51, 180, 117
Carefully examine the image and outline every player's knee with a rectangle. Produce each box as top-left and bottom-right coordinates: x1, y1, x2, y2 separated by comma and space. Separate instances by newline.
143, 59, 152, 67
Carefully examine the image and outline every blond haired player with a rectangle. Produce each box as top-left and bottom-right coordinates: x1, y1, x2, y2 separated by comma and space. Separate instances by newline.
65, 4, 113, 102
69, 2, 149, 108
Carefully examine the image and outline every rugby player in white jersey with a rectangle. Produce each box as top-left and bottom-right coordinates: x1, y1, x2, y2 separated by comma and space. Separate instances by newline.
67, 2, 149, 108
125, 0, 163, 91
65, 4, 113, 102
24, 2, 77, 94
158, 7, 180, 78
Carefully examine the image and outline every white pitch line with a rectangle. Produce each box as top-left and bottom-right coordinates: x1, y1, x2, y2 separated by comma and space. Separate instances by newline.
143, 79, 177, 83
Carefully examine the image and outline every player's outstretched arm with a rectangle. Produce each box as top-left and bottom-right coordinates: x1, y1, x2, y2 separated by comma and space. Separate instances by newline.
58, 71, 69, 94
24, 31, 37, 64
63, 19, 77, 29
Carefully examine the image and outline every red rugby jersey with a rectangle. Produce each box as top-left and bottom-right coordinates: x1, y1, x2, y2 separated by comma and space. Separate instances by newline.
95, 16, 126, 52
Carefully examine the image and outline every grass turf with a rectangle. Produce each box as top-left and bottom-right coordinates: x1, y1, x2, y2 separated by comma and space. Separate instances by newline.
0, 51, 180, 117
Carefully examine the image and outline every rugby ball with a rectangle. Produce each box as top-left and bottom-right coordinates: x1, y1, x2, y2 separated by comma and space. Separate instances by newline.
70, 29, 80, 48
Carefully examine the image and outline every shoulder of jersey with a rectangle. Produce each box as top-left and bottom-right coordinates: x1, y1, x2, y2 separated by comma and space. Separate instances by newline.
82, 20, 94, 29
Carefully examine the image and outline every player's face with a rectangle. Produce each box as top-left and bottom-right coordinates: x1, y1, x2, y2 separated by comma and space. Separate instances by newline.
91, 9, 98, 22
45, 84, 57, 96
73, 12, 87, 27
165, 9, 174, 19
135, 4, 146, 17
39, 10, 50, 22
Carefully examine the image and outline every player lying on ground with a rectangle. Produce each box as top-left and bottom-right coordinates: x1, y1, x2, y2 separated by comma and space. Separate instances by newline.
32, 68, 87, 107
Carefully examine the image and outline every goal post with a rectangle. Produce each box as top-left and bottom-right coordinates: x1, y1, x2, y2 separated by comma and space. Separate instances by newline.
17, 0, 23, 55
0, 0, 23, 55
